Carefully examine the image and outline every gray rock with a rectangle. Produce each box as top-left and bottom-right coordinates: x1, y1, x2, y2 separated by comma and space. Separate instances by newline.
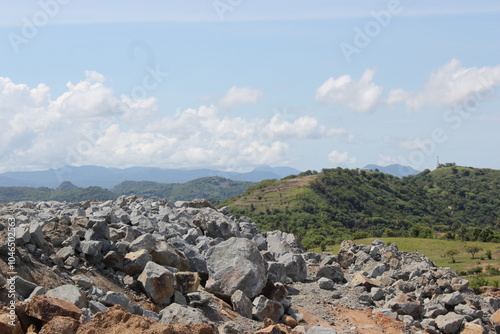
72, 275, 94, 289
29, 222, 44, 248
129, 233, 157, 253
85, 219, 110, 241
159, 303, 209, 325
231, 290, 252, 319
89, 300, 108, 314
280, 253, 307, 283
337, 240, 356, 269
316, 264, 345, 283
454, 303, 483, 319
307, 326, 337, 334
435, 312, 465, 334
143, 309, 160, 321
46, 284, 88, 308
423, 302, 448, 318
56, 246, 75, 260
371, 287, 386, 301
28, 286, 46, 299
318, 277, 335, 291
173, 290, 187, 306
206, 237, 267, 299
266, 230, 303, 258
80, 240, 103, 256
267, 262, 287, 283
100, 291, 134, 313
0, 274, 6, 289
252, 295, 284, 323
168, 236, 208, 275
186, 292, 212, 307
138, 261, 175, 306
441, 291, 465, 306
218, 321, 244, 334
14, 276, 38, 298
15, 224, 31, 245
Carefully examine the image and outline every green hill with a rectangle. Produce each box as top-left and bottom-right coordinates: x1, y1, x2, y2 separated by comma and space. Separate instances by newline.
0, 176, 254, 204
222, 166, 500, 249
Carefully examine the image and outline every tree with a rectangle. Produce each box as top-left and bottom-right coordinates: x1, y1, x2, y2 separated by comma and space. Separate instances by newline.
465, 246, 483, 259
444, 249, 459, 263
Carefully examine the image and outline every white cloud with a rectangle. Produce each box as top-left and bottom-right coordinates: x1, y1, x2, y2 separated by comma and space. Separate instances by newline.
377, 153, 403, 166
315, 69, 383, 113
0, 73, 341, 173
219, 86, 263, 108
387, 59, 500, 109
328, 150, 357, 165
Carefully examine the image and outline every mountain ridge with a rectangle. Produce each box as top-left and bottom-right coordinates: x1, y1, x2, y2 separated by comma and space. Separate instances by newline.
0, 165, 301, 189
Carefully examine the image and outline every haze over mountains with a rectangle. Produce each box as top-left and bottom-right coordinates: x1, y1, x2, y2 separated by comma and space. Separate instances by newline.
0, 165, 301, 189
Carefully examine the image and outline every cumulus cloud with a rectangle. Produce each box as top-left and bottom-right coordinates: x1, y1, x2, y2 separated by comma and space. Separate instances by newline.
0, 73, 341, 173
219, 86, 263, 108
328, 150, 357, 165
387, 59, 500, 109
315, 69, 383, 113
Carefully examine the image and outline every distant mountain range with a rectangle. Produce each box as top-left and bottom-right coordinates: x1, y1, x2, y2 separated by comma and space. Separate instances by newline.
361, 164, 420, 178
0, 165, 302, 189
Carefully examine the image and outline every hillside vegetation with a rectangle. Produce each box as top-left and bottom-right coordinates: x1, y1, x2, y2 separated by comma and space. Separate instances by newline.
0, 176, 254, 204
222, 165, 500, 249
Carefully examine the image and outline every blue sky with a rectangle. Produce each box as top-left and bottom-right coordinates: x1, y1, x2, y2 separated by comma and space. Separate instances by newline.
1, 0, 500, 173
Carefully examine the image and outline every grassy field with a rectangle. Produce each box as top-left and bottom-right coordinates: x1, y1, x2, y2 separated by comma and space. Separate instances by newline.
318, 237, 500, 284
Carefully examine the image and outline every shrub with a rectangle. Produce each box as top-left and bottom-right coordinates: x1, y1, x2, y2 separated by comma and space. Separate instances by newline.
469, 276, 490, 293
486, 249, 493, 260
466, 267, 483, 275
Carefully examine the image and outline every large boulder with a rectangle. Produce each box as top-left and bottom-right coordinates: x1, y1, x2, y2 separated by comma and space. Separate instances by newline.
138, 261, 175, 306
159, 303, 210, 325
252, 296, 284, 323
151, 239, 190, 271
384, 294, 422, 319
206, 238, 267, 299
435, 312, 465, 334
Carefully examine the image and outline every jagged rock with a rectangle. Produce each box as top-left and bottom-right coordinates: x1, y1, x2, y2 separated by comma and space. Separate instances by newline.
370, 287, 386, 301
423, 302, 448, 318
25, 296, 82, 322
14, 276, 38, 298
138, 261, 175, 306
435, 312, 465, 334
159, 303, 210, 325
56, 246, 75, 260
151, 239, 190, 271
384, 294, 422, 319
85, 219, 110, 241
186, 292, 212, 307
318, 277, 335, 291
267, 262, 287, 283
129, 234, 157, 253
455, 303, 483, 319
175, 272, 200, 294
206, 237, 267, 299
102, 251, 124, 271
195, 208, 240, 239
123, 249, 152, 276
15, 224, 31, 245
316, 264, 345, 283
266, 230, 303, 258
46, 285, 87, 309
252, 295, 284, 322
80, 240, 102, 256
441, 291, 465, 306
29, 222, 44, 248
100, 291, 134, 313
28, 286, 46, 299
89, 301, 108, 314
168, 237, 208, 275
231, 290, 253, 319
38, 316, 80, 334
280, 253, 307, 283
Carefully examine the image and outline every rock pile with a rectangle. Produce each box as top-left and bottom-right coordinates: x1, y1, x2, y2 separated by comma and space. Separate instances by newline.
0, 197, 499, 334
307, 239, 500, 333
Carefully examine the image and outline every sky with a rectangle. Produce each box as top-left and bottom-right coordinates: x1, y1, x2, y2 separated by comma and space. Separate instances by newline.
1, 0, 500, 174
